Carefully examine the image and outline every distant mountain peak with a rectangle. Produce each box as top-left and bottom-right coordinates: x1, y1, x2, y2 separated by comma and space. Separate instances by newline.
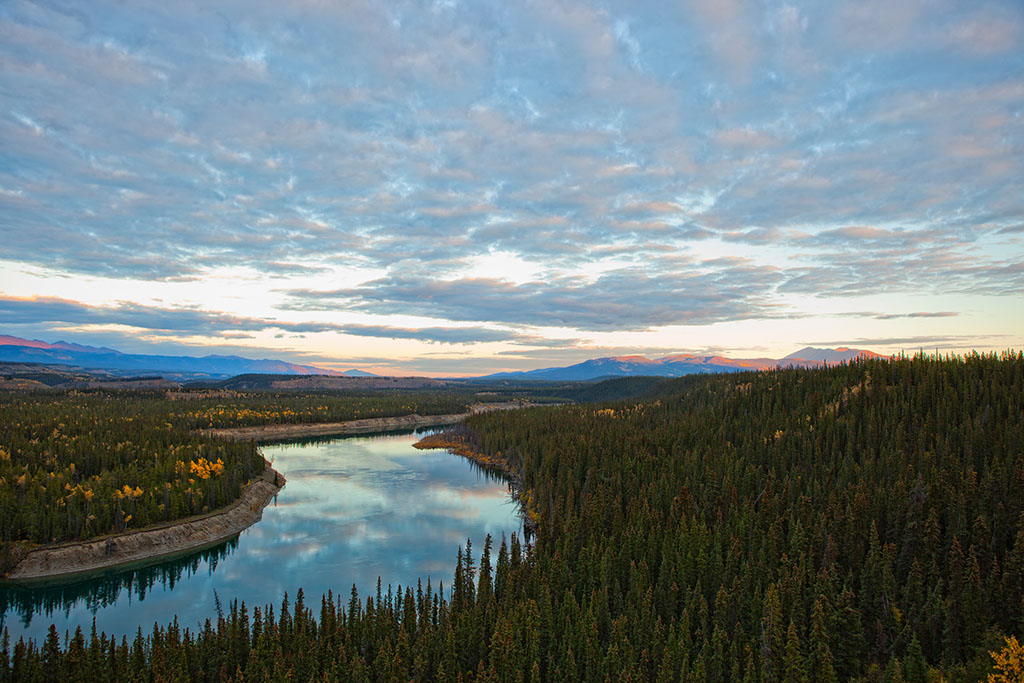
481, 346, 884, 381
0, 335, 47, 349
341, 369, 378, 377
0, 334, 347, 379
0, 335, 120, 355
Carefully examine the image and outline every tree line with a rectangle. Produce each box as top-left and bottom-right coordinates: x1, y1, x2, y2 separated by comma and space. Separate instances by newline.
0, 389, 479, 558
2, 353, 1023, 681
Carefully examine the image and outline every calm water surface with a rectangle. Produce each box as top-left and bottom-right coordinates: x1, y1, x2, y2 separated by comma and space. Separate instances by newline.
1, 429, 522, 642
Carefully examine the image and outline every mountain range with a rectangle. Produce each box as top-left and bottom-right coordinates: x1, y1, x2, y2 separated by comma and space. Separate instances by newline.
479, 347, 884, 381
0, 335, 374, 380
0, 334, 881, 382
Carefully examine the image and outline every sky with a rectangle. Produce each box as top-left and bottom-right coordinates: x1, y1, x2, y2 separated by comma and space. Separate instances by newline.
1, 0, 1022, 376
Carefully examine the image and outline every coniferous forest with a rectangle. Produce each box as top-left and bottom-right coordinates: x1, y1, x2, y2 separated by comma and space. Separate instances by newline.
2, 353, 1024, 681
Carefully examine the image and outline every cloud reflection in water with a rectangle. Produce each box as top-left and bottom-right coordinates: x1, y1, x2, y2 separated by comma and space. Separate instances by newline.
0, 430, 522, 642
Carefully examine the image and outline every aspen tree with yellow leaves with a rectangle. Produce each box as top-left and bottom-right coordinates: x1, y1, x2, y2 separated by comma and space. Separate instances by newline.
989, 636, 1024, 683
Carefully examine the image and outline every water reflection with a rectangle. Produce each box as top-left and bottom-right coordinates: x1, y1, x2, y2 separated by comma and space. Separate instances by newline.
1, 540, 237, 631
0, 429, 522, 642
259, 427, 450, 447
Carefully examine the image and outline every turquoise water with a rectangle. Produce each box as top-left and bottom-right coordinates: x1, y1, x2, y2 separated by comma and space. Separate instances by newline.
0, 429, 522, 642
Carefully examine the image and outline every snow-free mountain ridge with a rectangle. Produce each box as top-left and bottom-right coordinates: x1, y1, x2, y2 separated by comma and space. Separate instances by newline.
0, 335, 374, 379
481, 347, 883, 381
1, 335, 879, 381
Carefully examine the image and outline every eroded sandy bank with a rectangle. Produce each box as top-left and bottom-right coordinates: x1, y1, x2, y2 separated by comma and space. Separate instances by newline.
3, 465, 285, 584
202, 403, 537, 443
3, 404, 534, 583
204, 412, 470, 442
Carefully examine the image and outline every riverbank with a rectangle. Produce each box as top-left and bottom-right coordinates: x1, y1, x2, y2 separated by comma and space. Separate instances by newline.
2, 404, 535, 584
205, 412, 469, 442
414, 431, 539, 534
203, 402, 535, 443
2, 463, 285, 585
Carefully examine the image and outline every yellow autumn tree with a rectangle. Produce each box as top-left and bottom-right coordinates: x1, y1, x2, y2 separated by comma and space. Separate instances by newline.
188, 457, 225, 479
989, 635, 1024, 683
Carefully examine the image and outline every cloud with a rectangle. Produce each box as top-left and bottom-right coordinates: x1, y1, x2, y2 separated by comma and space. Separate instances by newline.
808, 335, 1007, 349
0, 295, 294, 334
870, 311, 959, 320
684, 0, 762, 82
0, 0, 1021, 356
333, 324, 519, 345
0, 294, 582, 349
281, 222, 1024, 328
335, 325, 584, 348
779, 246, 1024, 298
281, 260, 784, 331
947, 8, 1024, 56
0, 0, 1013, 282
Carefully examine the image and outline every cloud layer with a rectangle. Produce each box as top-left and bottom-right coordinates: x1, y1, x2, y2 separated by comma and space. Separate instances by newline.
1, 0, 1022, 364
0, 295, 536, 346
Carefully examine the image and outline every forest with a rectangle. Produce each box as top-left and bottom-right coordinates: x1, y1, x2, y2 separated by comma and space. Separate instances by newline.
0, 389, 485, 561
2, 353, 1023, 681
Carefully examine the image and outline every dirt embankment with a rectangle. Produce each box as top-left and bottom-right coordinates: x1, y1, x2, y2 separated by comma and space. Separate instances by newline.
204, 412, 471, 442
203, 403, 543, 443
3, 465, 285, 585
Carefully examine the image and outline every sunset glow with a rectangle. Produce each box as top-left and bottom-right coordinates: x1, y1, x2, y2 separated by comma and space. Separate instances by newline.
1, 1, 1022, 375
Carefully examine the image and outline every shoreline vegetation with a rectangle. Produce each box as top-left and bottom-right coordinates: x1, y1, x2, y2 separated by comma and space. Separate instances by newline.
3, 459, 284, 585
414, 428, 540, 533
202, 401, 537, 443
1, 402, 533, 584
204, 412, 468, 443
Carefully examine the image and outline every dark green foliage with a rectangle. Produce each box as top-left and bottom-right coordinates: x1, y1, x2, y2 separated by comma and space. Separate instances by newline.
0, 392, 267, 549
165, 389, 474, 428
551, 375, 673, 404
3, 352, 1023, 681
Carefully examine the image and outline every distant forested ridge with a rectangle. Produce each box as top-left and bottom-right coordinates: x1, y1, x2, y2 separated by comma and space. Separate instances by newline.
2, 353, 1023, 681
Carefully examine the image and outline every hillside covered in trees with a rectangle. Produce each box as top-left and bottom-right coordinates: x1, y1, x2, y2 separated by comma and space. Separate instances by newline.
2, 353, 1023, 681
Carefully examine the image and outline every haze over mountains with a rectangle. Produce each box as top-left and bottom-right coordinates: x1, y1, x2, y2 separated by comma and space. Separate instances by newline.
0, 335, 373, 380
0, 335, 880, 382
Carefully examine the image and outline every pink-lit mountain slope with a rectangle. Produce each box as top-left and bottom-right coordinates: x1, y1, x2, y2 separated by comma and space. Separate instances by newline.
481, 347, 884, 381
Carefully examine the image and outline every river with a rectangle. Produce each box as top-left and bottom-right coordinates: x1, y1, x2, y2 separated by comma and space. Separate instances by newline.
0, 429, 523, 642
